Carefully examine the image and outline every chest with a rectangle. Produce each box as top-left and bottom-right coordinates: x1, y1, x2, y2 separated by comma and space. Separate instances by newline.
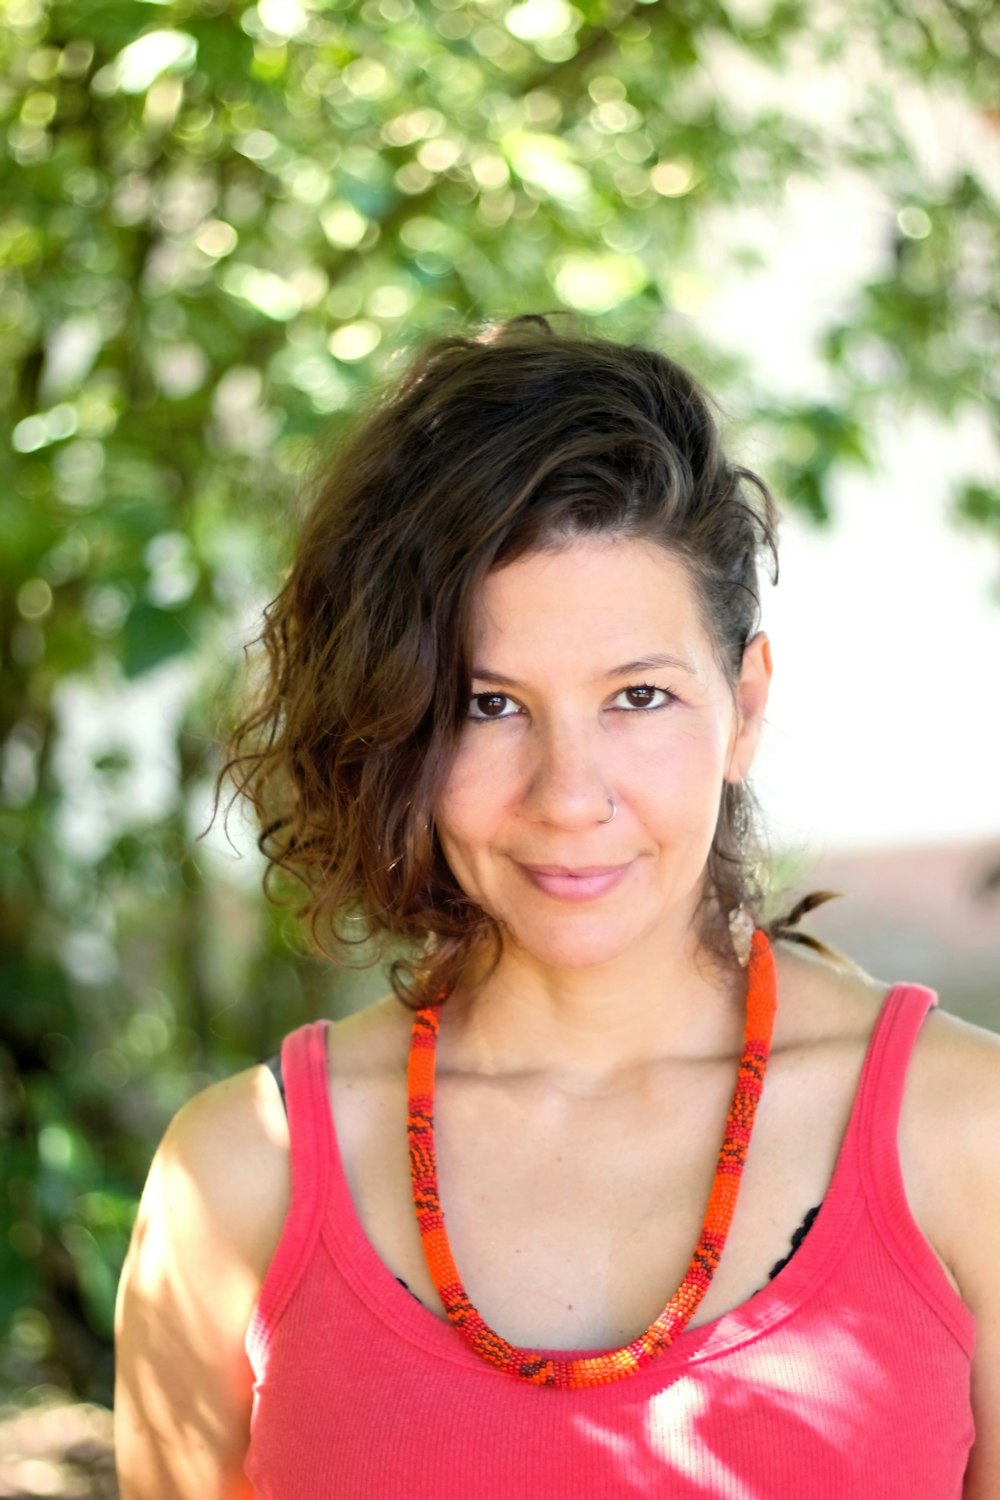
332, 1042, 862, 1350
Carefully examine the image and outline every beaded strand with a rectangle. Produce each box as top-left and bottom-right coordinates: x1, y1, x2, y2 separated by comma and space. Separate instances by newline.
407, 928, 778, 1389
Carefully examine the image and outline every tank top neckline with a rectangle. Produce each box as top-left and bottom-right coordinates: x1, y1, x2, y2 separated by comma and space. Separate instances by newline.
262, 982, 975, 1388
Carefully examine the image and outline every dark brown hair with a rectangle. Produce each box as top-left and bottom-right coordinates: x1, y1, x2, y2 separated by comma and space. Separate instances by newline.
225, 315, 790, 1002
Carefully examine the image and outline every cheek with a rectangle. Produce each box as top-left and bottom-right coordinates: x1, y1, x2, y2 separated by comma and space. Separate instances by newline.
630, 719, 730, 800
434, 735, 514, 848
433, 762, 506, 915
625, 737, 729, 857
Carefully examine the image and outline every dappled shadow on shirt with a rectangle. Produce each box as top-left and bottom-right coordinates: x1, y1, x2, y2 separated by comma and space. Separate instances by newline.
569, 1306, 971, 1496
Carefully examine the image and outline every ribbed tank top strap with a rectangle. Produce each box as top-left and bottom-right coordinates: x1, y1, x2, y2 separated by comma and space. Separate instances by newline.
247, 1020, 333, 1367
843, 983, 974, 1351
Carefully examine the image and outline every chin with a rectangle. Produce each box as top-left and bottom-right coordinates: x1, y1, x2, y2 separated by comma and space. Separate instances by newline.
507, 917, 651, 972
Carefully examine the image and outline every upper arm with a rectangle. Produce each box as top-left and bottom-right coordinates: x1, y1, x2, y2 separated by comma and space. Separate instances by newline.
904, 1011, 1000, 1499
114, 1066, 290, 1500
965, 1301, 1000, 1499
952, 1029, 1000, 1499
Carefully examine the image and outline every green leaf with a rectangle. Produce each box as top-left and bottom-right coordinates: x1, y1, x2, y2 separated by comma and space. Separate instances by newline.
120, 602, 194, 676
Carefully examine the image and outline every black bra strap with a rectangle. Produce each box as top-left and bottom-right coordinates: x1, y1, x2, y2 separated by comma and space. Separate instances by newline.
264, 1051, 287, 1113
766, 1203, 820, 1281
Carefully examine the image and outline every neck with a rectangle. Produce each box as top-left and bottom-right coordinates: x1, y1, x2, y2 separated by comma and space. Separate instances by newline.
442, 925, 747, 1083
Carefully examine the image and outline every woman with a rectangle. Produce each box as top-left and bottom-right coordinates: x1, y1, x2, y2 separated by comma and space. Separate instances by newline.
114, 319, 1000, 1497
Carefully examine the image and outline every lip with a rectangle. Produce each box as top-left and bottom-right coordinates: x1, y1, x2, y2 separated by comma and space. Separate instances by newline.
518, 861, 633, 903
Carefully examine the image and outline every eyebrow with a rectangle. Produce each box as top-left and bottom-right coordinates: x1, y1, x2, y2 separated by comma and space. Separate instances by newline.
470, 653, 697, 686
605, 654, 696, 678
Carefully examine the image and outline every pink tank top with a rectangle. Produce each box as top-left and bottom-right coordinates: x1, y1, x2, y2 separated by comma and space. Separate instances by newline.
245, 985, 975, 1497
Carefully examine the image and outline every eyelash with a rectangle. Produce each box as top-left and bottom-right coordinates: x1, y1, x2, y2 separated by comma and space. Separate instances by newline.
466, 684, 678, 720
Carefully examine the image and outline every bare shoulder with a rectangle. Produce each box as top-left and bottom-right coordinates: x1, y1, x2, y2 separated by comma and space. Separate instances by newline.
901, 1000, 1000, 1244
907, 1000, 1000, 1126
775, 940, 1000, 1189
159, 1062, 292, 1273
118, 1062, 292, 1326
114, 1066, 290, 1499
771, 940, 890, 1049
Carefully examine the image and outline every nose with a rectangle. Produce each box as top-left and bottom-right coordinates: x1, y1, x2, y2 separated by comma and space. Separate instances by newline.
520, 719, 613, 830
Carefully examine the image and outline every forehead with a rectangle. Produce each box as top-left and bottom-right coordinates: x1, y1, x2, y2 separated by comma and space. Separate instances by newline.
471, 538, 712, 668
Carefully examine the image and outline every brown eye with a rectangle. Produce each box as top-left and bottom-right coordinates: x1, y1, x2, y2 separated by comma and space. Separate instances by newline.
613, 685, 673, 711
468, 692, 516, 720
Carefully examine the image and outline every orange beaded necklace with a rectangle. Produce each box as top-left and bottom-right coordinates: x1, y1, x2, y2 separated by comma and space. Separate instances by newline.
406, 928, 778, 1389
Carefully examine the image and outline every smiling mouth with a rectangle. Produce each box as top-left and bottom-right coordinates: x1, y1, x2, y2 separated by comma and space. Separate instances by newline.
518, 862, 633, 902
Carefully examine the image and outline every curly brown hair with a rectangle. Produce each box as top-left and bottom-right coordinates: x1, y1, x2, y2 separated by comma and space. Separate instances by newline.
224, 315, 790, 1004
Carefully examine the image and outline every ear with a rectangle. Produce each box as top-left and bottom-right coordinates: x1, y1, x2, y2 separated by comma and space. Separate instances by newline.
724, 631, 772, 784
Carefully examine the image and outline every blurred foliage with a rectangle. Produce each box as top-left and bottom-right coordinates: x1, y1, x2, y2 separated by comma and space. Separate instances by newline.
1, 0, 998, 1407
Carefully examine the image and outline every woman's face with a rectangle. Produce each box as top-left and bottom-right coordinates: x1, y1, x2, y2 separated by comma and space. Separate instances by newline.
433, 536, 771, 975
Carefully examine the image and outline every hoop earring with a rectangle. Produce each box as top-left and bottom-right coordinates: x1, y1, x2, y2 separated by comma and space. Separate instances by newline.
598, 799, 616, 824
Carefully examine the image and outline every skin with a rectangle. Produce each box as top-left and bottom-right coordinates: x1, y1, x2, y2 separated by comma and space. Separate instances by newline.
115, 537, 1000, 1498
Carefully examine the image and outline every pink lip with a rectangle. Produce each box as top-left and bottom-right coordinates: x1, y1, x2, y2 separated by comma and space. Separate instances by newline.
519, 862, 632, 903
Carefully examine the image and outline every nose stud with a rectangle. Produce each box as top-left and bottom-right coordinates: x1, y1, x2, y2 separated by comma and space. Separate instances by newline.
598, 799, 616, 824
